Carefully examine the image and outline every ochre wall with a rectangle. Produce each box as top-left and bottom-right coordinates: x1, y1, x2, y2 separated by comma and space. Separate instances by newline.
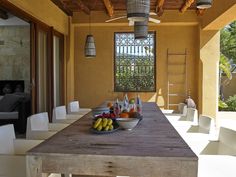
7, 0, 68, 34
74, 25, 199, 108
200, 30, 220, 119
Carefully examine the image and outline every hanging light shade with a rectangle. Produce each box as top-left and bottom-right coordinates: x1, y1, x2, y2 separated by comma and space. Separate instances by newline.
127, 0, 150, 22
196, 0, 212, 9
134, 20, 148, 40
84, 35, 96, 58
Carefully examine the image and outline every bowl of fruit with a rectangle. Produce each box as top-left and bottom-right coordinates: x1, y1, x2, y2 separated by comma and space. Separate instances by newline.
91, 117, 119, 134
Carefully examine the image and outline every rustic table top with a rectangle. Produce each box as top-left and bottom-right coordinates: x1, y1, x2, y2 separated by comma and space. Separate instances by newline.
28, 102, 197, 160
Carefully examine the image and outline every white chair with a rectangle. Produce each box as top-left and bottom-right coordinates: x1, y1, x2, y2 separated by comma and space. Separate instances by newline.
52, 106, 83, 124
165, 105, 187, 117
26, 112, 69, 140
201, 127, 236, 155
181, 115, 214, 155
167, 108, 198, 137
187, 115, 214, 134
178, 108, 198, 124
0, 124, 42, 177
67, 101, 91, 115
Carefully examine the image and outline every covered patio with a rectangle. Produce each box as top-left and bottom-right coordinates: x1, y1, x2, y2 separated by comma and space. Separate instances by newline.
0, 0, 236, 177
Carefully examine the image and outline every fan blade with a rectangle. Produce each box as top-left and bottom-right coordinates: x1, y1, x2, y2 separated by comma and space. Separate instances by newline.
129, 20, 134, 26
105, 16, 127, 22
149, 17, 161, 24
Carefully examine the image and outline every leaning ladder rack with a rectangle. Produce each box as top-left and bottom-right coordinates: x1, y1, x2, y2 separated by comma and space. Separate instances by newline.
167, 49, 187, 110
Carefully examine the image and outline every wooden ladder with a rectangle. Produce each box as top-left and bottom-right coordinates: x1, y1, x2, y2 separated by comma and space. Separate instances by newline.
167, 49, 187, 110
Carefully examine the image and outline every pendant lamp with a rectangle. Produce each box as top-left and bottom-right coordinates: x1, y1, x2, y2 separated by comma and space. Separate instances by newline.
134, 20, 148, 40
196, 0, 212, 9
127, 0, 150, 22
84, 14, 96, 58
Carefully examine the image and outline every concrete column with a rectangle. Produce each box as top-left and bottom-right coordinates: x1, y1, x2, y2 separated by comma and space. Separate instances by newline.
199, 30, 220, 119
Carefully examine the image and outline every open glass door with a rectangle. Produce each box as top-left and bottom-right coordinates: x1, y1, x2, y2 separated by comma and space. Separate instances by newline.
35, 25, 52, 115
53, 33, 64, 107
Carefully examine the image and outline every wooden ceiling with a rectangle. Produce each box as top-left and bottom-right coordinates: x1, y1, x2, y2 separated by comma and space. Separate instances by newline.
51, 0, 202, 17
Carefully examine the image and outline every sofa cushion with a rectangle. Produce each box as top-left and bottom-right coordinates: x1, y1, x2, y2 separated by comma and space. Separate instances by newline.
0, 94, 24, 112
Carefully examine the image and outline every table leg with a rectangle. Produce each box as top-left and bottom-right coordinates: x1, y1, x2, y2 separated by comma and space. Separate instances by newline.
26, 155, 44, 177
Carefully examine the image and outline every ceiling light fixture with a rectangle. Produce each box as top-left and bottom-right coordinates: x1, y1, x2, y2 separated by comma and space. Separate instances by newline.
127, 0, 150, 22
196, 0, 212, 9
134, 20, 148, 40
84, 14, 96, 58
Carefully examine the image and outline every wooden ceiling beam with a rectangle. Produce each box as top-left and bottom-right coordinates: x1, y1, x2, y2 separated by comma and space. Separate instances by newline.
156, 0, 165, 17
0, 9, 8, 19
180, 0, 195, 13
51, 0, 72, 16
72, 0, 90, 15
102, 0, 114, 17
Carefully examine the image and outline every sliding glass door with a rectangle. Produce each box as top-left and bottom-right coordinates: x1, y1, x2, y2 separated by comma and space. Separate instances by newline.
37, 28, 50, 112
53, 33, 64, 107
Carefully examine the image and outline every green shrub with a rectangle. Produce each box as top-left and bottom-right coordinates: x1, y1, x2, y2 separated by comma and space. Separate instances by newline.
219, 99, 228, 111
225, 95, 236, 111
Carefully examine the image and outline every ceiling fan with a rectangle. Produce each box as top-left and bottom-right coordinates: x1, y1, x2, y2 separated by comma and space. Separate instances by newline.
105, 12, 160, 26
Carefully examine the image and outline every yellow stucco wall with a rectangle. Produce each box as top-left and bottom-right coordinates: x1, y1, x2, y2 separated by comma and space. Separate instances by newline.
74, 25, 199, 108
6, 0, 69, 34
200, 30, 220, 118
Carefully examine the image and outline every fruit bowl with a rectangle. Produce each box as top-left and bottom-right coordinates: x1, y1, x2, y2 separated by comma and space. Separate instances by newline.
116, 118, 140, 130
91, 118, 119, 134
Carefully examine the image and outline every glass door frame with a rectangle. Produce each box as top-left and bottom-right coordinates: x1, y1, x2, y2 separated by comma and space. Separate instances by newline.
52, 31, 65, 107
0, 1, 65, 121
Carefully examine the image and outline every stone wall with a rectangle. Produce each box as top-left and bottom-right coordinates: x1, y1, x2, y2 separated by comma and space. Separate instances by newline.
0, 26, 30, 93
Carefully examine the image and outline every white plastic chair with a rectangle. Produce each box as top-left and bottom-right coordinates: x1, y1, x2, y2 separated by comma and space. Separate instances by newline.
178, 108, 198, 124
26, 112, 69, 140
52, 106, 83, 124
0, 124, 42, 177
187, 115, 214, 134
67, 101, 91, 115
201, 127, 236, 155
165, 104, 187, 117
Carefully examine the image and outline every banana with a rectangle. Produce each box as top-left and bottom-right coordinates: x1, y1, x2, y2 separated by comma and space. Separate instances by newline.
107, 119, 113, 126
97, 124, 103, 131
109, 125, 114, 131
93, 118, 102, 129
102, 118, 108, 128
104, 125, 110, 131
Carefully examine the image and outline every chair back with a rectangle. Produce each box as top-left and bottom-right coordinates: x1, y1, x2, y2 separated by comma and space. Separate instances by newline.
199, 115, 212, 131
178, 103, 186, 114
53, 106, 67, 122
182, 105, 187, 116
186, 108, 198, 123
219, 127, 236, 151
0, 124, 15, 154
27, 112, 49, 131
67, 101, 79, 114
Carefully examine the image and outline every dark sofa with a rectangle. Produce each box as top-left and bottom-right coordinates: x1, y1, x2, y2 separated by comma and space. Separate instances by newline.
0, 81, 31, 134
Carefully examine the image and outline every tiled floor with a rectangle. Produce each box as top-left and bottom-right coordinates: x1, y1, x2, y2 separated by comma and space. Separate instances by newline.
167, 114, 236, 177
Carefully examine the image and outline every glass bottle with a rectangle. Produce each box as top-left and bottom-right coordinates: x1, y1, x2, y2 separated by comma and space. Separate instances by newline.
114, 98, 121, 117
136, 94, 142, 115
123, 94, 129, 111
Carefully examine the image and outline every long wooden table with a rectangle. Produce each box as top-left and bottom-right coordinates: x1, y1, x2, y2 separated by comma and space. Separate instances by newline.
27, 102, 198, 177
